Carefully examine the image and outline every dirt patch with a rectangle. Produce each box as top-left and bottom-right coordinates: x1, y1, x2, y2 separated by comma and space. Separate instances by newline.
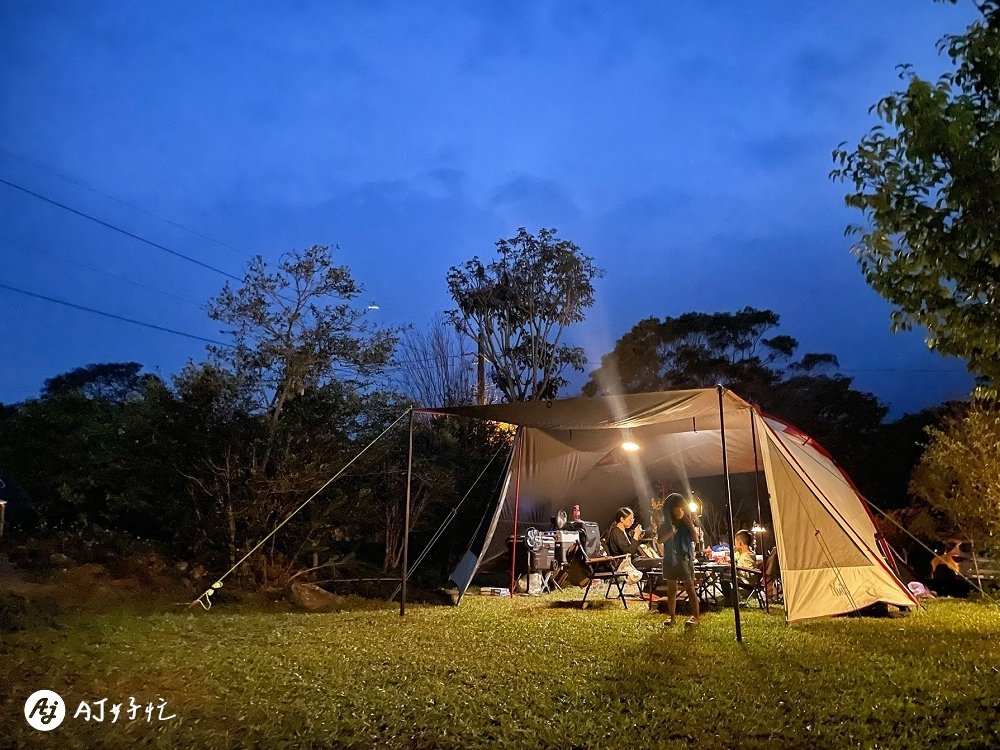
0, 552, 193, 613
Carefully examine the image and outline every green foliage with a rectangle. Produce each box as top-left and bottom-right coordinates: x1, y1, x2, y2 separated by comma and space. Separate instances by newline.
178, 245, 400, 576
0, 371, 185, 542
447, 227, 604, 401
207, 244, 398, 413
910, 399, 1000, 552
865, 404, 952, 511
832, 3, 1000, 391
42, 362, 154, 402
1, 595, 998, 748
583, 307, 803, 398
0, 246, 506, 588
342, 394, 512, 574
767, 373, 888, 482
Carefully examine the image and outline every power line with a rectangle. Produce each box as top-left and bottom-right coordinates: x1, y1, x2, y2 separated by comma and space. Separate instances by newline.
0, 282, 230, 347
0, 176, 243, 283
0, 147, 246, 258
1, 234, 206, 308
0, 281, 401, 378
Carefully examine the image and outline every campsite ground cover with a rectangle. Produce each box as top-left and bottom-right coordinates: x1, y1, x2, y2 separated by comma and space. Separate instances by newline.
2, 592, 998, 749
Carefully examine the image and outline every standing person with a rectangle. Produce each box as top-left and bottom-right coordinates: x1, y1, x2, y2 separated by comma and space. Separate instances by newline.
604, 507, 644, 589
658, 494, 701, 627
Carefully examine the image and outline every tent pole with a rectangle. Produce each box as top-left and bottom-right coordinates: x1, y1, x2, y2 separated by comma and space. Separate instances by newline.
718, 385, 743, 643
401, 407, 414, 618
509, 428, 524, 597
750, 409, 763, 526
749, 410, 768, 614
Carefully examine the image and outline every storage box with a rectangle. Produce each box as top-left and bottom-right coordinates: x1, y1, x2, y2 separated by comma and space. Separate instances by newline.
551, 530, 581, 545
529, 546, 555, 572
480, 587, 510, 596
546, 530, 580, 564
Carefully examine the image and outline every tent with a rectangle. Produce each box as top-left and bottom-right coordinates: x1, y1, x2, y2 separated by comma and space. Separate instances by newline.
419, 387, 917, 623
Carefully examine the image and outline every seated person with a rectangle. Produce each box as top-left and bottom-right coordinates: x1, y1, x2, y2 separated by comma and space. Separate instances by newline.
719, 529, 760, 600
603, 507, 645, 587
734, 529, 760, 584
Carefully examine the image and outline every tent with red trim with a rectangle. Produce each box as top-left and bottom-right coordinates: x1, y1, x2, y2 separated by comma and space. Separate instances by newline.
420, 387, 917, 623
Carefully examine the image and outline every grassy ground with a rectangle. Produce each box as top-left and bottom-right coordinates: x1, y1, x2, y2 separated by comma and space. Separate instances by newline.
2, 591, 998, 749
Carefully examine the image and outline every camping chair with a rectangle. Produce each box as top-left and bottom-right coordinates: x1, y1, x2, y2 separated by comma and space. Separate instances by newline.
578, 546, 630, 609
763, 549, 783, 605
736, 567, 767, 609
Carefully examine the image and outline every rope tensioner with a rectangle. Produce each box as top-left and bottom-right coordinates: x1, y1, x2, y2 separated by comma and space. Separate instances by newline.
190, 581, 224, 610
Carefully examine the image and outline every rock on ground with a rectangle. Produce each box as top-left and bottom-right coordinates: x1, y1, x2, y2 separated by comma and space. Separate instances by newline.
288, 582, 344, 611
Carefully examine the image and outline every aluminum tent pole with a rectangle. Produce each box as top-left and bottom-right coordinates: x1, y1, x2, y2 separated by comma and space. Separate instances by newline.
750, 409, 768, 614
509, 428, 524, 597
718, 385, 743, 643
401, 407, 414, 617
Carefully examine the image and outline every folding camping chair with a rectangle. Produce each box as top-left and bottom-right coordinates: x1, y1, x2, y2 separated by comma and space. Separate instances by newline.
736, 567, 767, 609
578, 546, 630, 609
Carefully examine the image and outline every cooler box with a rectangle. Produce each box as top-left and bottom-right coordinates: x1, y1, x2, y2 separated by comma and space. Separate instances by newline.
507, 534, 557, 573
545, 530, 580, 565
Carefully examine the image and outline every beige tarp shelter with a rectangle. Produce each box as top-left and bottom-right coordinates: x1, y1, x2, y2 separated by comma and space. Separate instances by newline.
420, 387, 917, 623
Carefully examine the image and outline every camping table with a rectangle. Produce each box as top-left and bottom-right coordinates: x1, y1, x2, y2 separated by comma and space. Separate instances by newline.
694, 563, 730, 605
634, 559, 663, 610
641, 571, 660, 610
642, 562, 729, 610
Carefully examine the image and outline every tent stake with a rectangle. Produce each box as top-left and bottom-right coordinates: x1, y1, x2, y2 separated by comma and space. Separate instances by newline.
718, 385, 743, 643
401, 407, 414, 617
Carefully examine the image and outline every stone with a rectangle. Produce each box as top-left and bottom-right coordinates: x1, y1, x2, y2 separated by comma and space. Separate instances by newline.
289, 582, 343, 611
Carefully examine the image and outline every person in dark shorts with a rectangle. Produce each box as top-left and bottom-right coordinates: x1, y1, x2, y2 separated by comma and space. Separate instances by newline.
658, 494, 701, 627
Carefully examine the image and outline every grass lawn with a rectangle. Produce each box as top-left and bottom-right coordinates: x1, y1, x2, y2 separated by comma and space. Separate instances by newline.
2, 591, 999, 749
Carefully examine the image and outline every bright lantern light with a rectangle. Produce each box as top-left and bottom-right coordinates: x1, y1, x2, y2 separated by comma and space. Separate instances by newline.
621, 441, 640, 452
687, 500, 700, 513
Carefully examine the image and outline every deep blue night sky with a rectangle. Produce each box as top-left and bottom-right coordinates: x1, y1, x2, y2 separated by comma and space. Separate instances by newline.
0, 1, 981, 415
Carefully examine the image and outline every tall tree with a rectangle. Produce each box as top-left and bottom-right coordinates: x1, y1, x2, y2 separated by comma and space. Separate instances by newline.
42, 362, 153, 402
393, 315, 477, 407
583, 307, 798, 402
910, 399, 1000, 554
182, 245, 399, 575
208, 244, 396, 424
447, 227, 604, 402
0, 366, 186, 545
832, 2, 1000, 392
584, 308, 889, 486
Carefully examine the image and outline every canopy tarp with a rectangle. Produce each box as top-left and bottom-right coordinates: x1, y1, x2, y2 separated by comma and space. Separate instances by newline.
420, 387, 917, 622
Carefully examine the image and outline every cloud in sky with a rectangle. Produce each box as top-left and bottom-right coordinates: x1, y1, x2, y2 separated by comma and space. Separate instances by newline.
0, 1, 979, 414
